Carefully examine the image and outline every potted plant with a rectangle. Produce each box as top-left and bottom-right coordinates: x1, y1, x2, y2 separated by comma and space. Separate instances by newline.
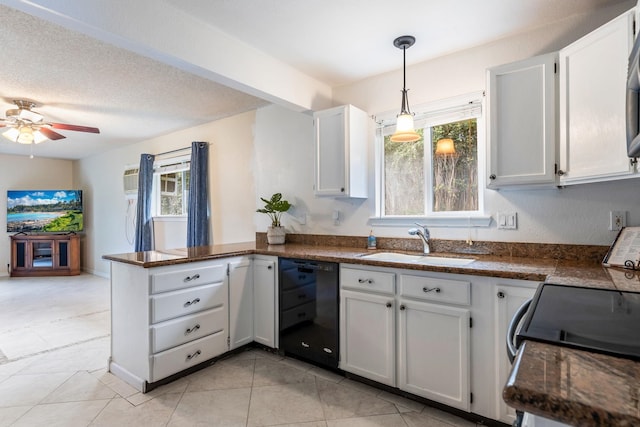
257, 192, 292, 244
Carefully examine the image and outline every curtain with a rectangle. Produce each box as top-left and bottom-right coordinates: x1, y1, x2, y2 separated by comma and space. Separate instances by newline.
134, 153, 155, 252
187, 141, 210, 247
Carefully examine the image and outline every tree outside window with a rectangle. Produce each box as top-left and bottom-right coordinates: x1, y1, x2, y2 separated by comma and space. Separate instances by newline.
157, 169, 190, 216
383, 118, 479, 216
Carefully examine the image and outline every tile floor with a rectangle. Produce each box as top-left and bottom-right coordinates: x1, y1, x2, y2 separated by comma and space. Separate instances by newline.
0, 274, 480, 427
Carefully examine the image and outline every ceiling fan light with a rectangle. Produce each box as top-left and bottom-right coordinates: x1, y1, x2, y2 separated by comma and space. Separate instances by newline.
2, 127, 20, 142
33, 130, 48, 144
390, 113, 421, 142
17, 127, 34, 144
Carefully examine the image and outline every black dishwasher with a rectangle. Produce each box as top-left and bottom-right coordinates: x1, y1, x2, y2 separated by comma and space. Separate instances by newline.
279, 258, 339, 369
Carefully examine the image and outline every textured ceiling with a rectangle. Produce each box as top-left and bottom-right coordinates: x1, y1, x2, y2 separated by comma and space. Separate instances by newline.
0, 0, 633, 160
0, 5, 269, 160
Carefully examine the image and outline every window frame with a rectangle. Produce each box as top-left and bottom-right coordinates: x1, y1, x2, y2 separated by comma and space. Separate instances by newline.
371, 91, 491, 228
152, 154, 191, 218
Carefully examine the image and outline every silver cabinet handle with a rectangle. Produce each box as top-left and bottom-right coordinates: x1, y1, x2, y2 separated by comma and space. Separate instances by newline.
185, 324, 200, 335
423, 287, 441, 293
301, 342, 310, 348
186, 350, 201, 361
184, 298, 201, 307
184, 273, 201, 282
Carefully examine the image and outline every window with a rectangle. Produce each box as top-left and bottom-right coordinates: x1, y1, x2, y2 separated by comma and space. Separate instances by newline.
376, 93, 486, 224
153, 156, 190, 216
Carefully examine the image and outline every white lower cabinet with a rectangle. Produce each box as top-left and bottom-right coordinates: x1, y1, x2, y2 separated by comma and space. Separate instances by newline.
398, 299, 470, 411
229, 257, 253, 350
252, 256, 277, 348
340, 265, 471, 410
110, 259, 230, 392
340, 288, 396, 386
109, 255, 279, 392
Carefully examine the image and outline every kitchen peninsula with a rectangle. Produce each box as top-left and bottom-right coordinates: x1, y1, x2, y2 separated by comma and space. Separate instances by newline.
103, 236, 640, 426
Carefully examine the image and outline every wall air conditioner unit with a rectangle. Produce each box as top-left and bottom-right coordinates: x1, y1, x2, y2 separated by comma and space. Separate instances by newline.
123, 167, 139, 196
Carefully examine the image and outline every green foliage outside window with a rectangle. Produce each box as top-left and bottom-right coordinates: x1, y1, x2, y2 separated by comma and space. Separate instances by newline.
384, 118, 478, 216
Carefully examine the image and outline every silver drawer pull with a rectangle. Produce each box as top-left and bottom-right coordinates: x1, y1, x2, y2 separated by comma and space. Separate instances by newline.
301, 341, 310, 348
184, 298, 201, 307
423, 287, 441, 293
323, 347, 333, 354
185, 324, 201, 335
358, 278, 374, 284
184, 273, 201, 282
186, 350, 201, 361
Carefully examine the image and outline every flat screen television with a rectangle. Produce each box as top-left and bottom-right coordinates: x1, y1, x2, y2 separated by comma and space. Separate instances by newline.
7, 190, 83, 233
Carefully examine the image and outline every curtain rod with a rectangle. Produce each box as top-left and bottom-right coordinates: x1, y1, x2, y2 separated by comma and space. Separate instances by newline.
154, 142, 211, 157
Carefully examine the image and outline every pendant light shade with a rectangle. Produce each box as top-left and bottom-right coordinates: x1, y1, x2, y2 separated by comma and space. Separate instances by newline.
435, 138, 456, 155
390, 35, 421, 143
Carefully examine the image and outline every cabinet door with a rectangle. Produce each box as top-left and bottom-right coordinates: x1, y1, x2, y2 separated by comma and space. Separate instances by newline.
339, 289, 395, 386
558, 10, 635, 184
487, 53, 557, 188
253, 257, 276, 348
314, 104, 368, 198
494, 284, 537, 424
398, 299, 470, 411
228, 258, 253, 350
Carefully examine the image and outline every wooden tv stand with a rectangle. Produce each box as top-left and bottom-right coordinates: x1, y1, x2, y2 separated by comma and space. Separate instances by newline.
10, 234, 80, 277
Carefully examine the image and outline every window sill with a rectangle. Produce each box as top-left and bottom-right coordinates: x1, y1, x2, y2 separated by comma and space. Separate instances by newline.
152, 216, 187, 222
368, 215, 492, 228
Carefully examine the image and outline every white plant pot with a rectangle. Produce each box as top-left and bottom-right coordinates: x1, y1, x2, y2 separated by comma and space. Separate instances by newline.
267, 226, 286, 244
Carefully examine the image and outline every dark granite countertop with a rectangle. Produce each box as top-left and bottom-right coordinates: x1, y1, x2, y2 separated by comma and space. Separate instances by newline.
104, 241, 564, 281
103, 241, 640, 426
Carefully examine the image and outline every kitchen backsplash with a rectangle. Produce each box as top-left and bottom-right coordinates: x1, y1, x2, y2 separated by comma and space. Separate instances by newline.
255, 233, 608, 263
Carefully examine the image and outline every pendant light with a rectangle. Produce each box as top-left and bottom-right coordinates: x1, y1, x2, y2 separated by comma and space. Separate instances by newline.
390, 35, 421, 143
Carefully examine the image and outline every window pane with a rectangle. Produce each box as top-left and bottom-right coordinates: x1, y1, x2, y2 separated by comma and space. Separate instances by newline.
160, 171, 184, 215
384, 130, 425, 215
431, 119, 478, 212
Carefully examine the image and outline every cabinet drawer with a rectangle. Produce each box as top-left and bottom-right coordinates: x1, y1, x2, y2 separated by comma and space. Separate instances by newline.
151, 331, 227, 382
341, 267, 395, 295
150, 306, 227, 353
280, 301, 316, 331
400, 274, 470, 306
151, 264, 226, 294
150, 282, 226, 323
281, 283, 316, 311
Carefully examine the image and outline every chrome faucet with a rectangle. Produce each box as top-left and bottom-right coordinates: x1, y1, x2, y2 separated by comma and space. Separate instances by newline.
408, 223, 430, 254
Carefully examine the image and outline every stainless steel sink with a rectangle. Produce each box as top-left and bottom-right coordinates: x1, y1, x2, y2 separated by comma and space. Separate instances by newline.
360, 252, 474, 266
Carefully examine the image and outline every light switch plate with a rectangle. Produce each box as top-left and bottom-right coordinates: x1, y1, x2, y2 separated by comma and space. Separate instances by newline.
497, 212, 517, 230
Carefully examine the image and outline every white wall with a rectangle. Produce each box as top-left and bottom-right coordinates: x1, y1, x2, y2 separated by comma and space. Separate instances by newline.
75, 110, 257, 277
253, 2, 640, 248
1, 154, 74, 275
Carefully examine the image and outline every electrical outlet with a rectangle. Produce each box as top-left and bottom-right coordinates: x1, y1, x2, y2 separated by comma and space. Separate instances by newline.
609, 211, 626, 231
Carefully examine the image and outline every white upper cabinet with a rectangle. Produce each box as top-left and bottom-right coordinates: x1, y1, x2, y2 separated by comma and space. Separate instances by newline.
558, 9, 636, 185
487, 53, 558, 189
314, 104, 369, 198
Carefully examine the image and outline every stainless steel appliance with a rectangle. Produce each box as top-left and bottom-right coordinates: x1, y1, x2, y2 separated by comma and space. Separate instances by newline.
278, 258, 339, 369
627, 25, 640, 157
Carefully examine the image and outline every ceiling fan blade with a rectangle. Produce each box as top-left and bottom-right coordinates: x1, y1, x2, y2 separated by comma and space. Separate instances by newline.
39, 127, 66, 140
50, 123, 100, 134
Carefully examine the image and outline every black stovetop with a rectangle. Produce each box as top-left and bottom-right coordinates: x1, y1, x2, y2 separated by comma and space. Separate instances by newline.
517, 283, 640, 360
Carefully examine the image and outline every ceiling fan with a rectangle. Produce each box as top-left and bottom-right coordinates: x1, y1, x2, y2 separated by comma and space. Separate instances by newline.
0, 100, 100, 144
